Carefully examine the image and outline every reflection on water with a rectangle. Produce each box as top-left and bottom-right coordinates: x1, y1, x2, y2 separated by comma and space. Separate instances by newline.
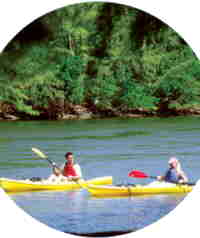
0, 117, 199, 234
11, 190, 185, 234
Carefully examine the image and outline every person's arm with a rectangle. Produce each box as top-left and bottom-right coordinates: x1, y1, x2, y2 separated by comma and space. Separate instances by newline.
178, 171, 188, 183
52, 163, 63, 176
74, 164, 82, 178
157, 169, 169, 181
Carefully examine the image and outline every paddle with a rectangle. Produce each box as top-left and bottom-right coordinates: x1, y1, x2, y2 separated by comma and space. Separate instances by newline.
128, 170, 157, 179
128, 170, 196, 186
31, 147, 87, 188
32, 147, 62, 173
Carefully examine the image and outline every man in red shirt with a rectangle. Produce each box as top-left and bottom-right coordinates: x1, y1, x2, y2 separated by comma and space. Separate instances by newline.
50, 152, 82, 182
62, 152, 82, 179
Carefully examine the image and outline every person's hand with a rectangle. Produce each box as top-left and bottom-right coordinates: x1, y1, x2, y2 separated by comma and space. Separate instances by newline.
72, 177, 80, 182
157, 176, 162, 181
178, 179, 185, 184
67, 176, 73, 181
67, 176, 80, 182
53, 167, 61, 176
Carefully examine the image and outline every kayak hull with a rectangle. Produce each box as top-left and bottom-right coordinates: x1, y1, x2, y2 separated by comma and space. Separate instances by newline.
0, 176, 112, 193
85, 182, 193, 197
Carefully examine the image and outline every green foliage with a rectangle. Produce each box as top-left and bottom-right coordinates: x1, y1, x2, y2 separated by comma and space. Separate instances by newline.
106, 6, 136, 57
115, 64, 158, 110
58, 56, 85, 104
25, 72, 64, 107
50, 2, 102, 58
0, 46, 64, 117
120, 80, 158, 110
88, 75, 118, 110
0, 79, 39, 115
156, 59, 200, 109
0, 2, 200, 118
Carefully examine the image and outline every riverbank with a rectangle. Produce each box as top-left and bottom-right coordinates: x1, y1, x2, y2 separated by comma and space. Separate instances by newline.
1, 103, 200, 121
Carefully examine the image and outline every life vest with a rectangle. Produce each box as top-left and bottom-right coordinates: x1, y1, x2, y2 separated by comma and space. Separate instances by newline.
165, 168, 179, 183
63, 162, 77, 177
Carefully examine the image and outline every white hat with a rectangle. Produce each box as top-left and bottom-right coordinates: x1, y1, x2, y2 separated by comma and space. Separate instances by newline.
168, 157, 178, 164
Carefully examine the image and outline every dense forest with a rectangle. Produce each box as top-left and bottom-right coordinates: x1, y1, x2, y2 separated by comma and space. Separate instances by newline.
0, 2, 200, 120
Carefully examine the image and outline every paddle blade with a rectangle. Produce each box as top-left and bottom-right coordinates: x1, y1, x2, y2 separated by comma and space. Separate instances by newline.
32, 147, 47, 159
128, 170, 149, 178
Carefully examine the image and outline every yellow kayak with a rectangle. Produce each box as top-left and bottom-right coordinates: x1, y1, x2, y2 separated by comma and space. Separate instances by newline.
0, 176, 112, 193
85, 181, 193, 197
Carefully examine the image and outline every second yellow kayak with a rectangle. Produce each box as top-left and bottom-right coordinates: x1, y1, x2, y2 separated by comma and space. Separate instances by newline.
85, 181, 193, 197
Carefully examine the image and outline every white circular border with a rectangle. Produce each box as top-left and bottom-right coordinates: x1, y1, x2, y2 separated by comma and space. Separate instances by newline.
0, 1, 200, 238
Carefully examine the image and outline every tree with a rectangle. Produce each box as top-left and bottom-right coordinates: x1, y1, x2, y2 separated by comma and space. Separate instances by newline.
58, 55, 85, 105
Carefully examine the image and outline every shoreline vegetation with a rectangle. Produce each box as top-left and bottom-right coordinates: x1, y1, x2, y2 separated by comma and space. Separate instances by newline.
1, 104, 200, 121
1, 2, 200, 121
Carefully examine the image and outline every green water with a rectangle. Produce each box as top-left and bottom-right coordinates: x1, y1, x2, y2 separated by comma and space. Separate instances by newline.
0, 117, 199, 235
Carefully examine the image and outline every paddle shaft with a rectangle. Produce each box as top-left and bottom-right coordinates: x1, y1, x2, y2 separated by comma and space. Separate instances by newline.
44, 157, 60, 170
149, 176, 157, 179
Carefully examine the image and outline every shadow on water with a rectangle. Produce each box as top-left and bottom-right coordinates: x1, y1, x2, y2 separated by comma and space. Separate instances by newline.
67, 230, 135, 237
